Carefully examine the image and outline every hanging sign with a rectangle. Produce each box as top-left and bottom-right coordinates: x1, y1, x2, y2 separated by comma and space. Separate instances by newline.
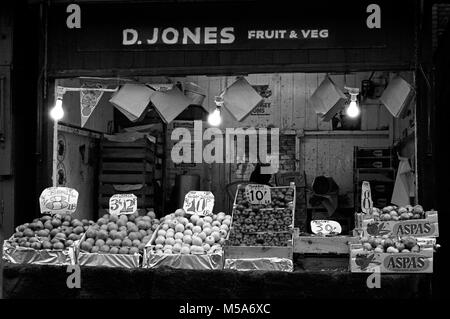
183, 191, 215, 216
361, 181, 373, 214
310, 220, 342, 235
39, 187, 79, 214
245, 184, 272, 205
109, 194, 138, 215
80, 83, 105, 127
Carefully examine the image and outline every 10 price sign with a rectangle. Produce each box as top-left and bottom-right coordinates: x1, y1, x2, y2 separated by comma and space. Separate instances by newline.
245, 184, 271, 205
109, 194, 137, 215
183, 191, 215, 216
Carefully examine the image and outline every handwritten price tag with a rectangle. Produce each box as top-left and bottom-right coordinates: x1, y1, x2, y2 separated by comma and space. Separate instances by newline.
109, 194, 137, 215
245, 184, 271, 205
361, 181, 373, 214
310, 220, 342, 236
183, 191, 215, 216
39, 187, 79, 215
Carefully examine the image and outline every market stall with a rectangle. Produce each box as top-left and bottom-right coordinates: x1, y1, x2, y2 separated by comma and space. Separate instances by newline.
1, 0, 441, 299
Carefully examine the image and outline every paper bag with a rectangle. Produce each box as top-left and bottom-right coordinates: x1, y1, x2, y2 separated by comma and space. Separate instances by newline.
309, 76, 347, 122
109, 84, 155, 121
222, 77, 264, 121
150, 86, 192, 124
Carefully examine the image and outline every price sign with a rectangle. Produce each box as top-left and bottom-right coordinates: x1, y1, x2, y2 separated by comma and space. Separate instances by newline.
245, 184, 271, 205
39, 187, 79, 214
311, 220, 342, 236
183, 191, 215, 216
361, 181, 373, 214
109, 194, 137, 215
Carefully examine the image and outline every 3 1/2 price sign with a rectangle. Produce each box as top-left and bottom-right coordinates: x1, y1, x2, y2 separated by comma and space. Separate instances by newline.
39, 187, 79, 215
245, 184, 271, 205
183, 191, 215, 216
109, 194, 137, 215
310, 220, 342, 236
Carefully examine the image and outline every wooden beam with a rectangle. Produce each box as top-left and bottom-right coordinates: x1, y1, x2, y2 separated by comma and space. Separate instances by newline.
303, 130, 390, 137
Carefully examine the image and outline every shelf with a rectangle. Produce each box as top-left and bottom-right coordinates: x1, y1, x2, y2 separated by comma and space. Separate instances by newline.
303, 130, 390, 137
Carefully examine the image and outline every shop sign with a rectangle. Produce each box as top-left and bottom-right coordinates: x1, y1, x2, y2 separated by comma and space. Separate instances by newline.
52, 2, 407, 52
245, 184, 271, 205
39, 187, 79, 214
109, 194, 137, 215
183, 191, 215, 216
310, 220, 342, 235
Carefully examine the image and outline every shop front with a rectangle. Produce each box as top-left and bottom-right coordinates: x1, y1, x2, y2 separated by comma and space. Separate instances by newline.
2, 0, 440, 299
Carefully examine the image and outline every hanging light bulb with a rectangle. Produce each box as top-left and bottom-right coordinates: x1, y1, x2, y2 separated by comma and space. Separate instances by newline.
346, 99, 360, 118
208, 107, 222, 126
208, 95, 224, 126
50, 98, 64, 121
344, 87, 361, 118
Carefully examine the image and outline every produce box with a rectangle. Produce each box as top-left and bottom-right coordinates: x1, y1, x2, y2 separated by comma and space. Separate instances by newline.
2, 214, 90, 266
350, 237, 435, 273
143, 210, 231, 270
224, 184, 295, 271
356, 206, 438, 238
76, 210, 158, 268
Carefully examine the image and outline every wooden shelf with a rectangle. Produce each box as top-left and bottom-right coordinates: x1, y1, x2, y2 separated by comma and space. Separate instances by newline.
303, 130, 390, 137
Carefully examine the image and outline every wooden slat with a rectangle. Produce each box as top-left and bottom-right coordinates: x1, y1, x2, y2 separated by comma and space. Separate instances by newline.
102, 162, 153, 172
101, 148, 154, 160
102, 140, 153, 148
100, 174, 153, 184
294, 236, 358, 254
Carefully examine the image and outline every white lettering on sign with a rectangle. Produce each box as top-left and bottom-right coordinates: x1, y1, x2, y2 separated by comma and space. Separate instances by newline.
361, 181, 373, 214
248, 29, 328, 40
366, 4, 381, 29
122, 27, 235, 46
245, 184, 271, 205
183, 191, 215, 216
66, 4, 81, 29
39, 187, 79, 214
109, 194, 137, 215
310, 220, 342, 235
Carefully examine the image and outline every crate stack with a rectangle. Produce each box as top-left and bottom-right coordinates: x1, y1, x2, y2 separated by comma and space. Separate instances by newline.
99, 138, 155, 211
353, 146, 396, 210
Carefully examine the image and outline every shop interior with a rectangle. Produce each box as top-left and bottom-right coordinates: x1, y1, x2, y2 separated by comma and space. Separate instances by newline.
53, 71, 417, 235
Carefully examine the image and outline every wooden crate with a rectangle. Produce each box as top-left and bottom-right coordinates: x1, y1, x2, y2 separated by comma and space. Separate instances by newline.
225, 183, 295, 261
360, 210, 439, 238
349, 243, 434, 273
294, 235, 359, 254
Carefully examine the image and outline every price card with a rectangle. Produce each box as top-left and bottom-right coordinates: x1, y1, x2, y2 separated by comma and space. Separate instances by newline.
183, 191, 215, 216
361, 181, 373, 214
109, 194, 137, 215
244, 184, 271, 205
311, 220, 342, 236
39, 187, 79, 214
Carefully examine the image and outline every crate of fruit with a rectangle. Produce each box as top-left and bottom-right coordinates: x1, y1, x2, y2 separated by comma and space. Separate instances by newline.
224, 184, 295, 272
358, 205, 438, 238
76, 210, 158, 268
143, 209, 231, 270
2, 214, 92, 266
350, 236, 436, 273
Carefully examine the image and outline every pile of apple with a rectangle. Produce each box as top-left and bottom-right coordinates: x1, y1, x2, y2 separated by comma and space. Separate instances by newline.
151, 209, 232, 255
227, 230, 292, 247
360, 235, 420, 253
79, 210, 158, 255
233, 186, 294, 233
8, 214, 93, 250
370, 205, 425, 221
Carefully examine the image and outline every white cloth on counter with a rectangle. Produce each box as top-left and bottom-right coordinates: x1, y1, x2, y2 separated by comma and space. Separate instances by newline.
391, 156, 415, 206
